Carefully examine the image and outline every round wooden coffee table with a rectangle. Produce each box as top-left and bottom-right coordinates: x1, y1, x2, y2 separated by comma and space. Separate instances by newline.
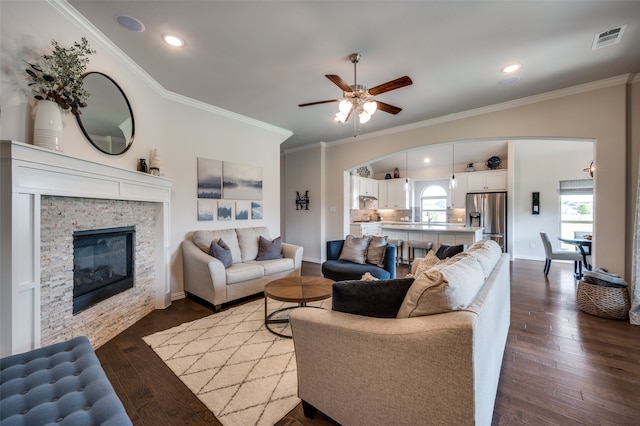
264, 276, 334, 338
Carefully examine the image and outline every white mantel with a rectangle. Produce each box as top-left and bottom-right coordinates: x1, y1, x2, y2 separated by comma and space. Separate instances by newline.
0, 140, 174, 356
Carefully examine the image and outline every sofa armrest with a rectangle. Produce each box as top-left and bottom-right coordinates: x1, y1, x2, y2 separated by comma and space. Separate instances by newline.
181, 239, 227, 306
382, 242, 396, 278
282, 242, 303, 273
289, 308, 477, 426
326, 240, 344, 261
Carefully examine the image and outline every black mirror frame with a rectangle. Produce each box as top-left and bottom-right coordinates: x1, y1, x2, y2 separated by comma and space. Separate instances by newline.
76, 72, 135, 156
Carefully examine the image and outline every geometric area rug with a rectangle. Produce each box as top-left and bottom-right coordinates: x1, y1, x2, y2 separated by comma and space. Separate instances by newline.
142, 297, 331, 426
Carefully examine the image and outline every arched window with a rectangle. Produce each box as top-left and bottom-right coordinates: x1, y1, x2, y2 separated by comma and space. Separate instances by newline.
421, 185, 447, 223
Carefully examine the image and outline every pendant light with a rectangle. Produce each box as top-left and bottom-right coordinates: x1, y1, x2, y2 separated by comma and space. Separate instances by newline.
404, 151, 409, 192
450, 144, 457, 189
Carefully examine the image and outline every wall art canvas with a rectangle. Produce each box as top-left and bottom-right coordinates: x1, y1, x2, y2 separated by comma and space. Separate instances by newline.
235, 201, 250, 220
197, 157, 222, 199
223, 161, 263, 200
251, 201, 263, 220
217, 201, 234, 221
197, 199, 215, 221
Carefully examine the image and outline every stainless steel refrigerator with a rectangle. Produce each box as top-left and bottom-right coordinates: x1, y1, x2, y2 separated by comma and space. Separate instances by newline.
466, 192, 507, 252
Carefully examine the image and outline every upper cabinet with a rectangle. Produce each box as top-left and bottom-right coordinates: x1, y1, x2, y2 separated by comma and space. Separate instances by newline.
378, 179, 411, 209
351, 176, 379, 209
449, 173, 467, 208
466, 170, 507, 193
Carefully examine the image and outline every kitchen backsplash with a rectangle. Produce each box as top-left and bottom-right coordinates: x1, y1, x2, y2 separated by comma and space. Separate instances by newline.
351, 207, 467, 224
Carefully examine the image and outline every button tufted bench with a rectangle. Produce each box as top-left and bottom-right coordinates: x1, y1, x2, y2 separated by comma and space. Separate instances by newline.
1, 336, 132, 426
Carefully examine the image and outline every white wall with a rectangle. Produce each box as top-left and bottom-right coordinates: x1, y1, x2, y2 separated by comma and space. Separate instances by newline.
0, 1, 291, 298
283, 143, 325, 263
512, 140, 593, 260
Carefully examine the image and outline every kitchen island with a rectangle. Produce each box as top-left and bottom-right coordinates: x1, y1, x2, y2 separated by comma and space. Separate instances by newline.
350, 222, 484, 264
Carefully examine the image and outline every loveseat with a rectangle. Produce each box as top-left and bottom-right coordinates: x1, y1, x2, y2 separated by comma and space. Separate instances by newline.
322, 236, 396, 281
290, 239, 510, 426
182, 227, 303, 311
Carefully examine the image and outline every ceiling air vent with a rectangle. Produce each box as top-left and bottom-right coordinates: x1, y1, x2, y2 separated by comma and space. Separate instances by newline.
592, 25, 626, 50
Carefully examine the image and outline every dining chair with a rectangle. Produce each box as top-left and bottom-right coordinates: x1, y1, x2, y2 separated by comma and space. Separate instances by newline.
539, 232, 584, 276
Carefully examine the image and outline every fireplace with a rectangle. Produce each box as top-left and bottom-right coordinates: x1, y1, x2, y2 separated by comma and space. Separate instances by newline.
73, 226, 135, 314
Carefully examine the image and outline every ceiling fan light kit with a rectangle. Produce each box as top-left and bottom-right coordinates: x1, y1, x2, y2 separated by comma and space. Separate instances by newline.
300, 52, 412, 136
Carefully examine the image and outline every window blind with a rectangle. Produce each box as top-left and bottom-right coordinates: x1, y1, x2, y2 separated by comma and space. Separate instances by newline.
559, 179, 593, 195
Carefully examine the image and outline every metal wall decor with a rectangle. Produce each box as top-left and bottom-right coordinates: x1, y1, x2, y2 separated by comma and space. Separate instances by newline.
296, 190, 310, 210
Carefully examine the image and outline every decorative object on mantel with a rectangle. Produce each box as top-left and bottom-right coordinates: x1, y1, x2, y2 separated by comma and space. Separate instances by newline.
149, 149, 162, 176
138, 158, 148, 173
25, 38, 95, 152
485, 156, 502, 170
393, 167, 400, 178
466, 163, 475, 172
296, 190, 310, 210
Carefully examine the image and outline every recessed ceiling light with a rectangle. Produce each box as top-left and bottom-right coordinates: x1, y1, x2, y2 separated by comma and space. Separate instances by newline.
116, 15, 145, 32
423, 158, 431, 164
162, 34, 185, 47
501, 63, 521, 73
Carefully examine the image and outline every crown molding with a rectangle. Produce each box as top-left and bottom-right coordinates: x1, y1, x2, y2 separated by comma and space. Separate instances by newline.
282, 141, 327, 155
52, 0, 292, 138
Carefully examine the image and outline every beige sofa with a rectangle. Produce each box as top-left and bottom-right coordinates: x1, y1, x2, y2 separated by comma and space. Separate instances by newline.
182, 227, 303, 311
290, 240, 510, 426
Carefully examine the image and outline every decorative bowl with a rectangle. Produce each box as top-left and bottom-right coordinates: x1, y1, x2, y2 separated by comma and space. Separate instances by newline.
486, 156, 502, 170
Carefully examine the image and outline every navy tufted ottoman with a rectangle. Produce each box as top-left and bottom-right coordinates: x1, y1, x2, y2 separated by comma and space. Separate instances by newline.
1, 336, 132, 425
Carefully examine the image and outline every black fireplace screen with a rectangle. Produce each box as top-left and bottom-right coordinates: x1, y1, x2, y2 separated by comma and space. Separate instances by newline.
73, 226, 135, 314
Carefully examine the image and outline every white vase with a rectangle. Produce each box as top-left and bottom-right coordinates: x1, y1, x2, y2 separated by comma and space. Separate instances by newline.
149, 149, 162, 176
33, 99, 63, 152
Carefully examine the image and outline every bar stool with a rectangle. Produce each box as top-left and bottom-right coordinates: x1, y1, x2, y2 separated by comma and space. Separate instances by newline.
408, 240, 433, 264
387, 239, 404, 266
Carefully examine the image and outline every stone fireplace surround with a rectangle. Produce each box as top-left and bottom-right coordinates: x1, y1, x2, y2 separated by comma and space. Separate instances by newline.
0, 141, 173, 356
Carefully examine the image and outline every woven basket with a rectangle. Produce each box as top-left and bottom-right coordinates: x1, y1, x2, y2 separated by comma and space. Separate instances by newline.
577, 280, 631, 319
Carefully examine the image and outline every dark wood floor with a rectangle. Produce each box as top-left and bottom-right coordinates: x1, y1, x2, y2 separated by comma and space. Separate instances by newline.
96, 260, 640, 426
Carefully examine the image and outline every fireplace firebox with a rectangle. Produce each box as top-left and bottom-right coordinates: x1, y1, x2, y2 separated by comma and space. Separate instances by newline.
73, 226, 135, 314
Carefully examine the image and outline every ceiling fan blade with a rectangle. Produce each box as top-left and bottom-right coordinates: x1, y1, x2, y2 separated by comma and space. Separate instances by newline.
326, 74, 353, 93
375, 101, 402, 115
298, 99, 339, 107
368, 76, 413, 96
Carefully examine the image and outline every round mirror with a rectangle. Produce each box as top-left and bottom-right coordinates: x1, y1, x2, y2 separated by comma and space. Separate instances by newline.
76, 72, 135, 155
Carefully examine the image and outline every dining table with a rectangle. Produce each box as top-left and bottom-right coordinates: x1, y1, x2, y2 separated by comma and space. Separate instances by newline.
558, 237, 592, 271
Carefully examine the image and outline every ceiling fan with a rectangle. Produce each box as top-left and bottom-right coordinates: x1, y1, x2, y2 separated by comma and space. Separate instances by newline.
298, 53, 412, 135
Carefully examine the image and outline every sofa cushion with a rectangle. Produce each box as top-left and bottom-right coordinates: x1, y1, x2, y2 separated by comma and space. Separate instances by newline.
397, 254, 485, 318
236, 227, 271, 262
338, 234, 371, 264
248, 257, 294, 276
332, 278, 415, 318
322, 260, 391, 281
366, 236, 388, 267
466, 239, 502, 278
410, 250, 442, 277
435, 243, 465, 260
194, 229, 242, 264
225, 262, 265, 284
256, 235, 283, 260
208, 238, 233, 268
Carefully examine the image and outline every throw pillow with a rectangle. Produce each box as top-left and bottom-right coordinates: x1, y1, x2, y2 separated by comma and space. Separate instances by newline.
361, 272, 379, 281
209, 238, 233, 268
256, 236, 283, 260
411, 250, 442, 277
338, 234, 372, 264
397, 255, 485, 318
435, 243, 465, 260
366, 235, 388, 267
332, 278, 415, 318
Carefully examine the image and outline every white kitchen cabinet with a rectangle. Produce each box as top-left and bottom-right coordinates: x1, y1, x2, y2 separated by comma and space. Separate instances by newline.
466, 170, 507, 192
449, 173, 467, 208
378, 179, 411, 209
351, 176, 378, 209
350, 223, 382, 237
